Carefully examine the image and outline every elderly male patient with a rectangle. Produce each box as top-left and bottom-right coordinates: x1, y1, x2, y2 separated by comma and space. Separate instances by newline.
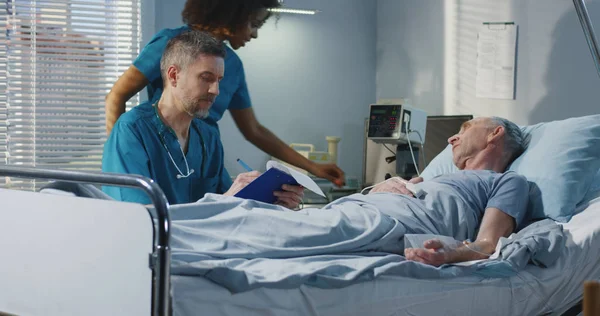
166, 116, 530, 269
369, 116, 528, 266
102, 30, 302, 208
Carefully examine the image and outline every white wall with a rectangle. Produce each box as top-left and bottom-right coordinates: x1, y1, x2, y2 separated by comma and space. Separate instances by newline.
140, 0, 156, 47
377, 0, 600, 125
224, 0, 377, 178
145, 0, 600, 180
151, 0, 377, 179
376, 0, 445, 115
153, 0, 182, 30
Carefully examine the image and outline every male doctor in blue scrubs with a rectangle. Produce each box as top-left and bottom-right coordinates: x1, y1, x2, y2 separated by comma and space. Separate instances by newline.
102, 30, 303, 208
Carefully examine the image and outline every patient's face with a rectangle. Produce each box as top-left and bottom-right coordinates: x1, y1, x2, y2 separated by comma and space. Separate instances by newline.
447, 118, 494, 169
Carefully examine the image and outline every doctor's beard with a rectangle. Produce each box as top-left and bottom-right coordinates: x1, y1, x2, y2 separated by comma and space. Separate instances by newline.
182, 96, 213, 119
195, 108, 210, 119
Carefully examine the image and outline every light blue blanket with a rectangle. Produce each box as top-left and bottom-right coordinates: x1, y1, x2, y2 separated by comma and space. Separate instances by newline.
169, 193, 564, 293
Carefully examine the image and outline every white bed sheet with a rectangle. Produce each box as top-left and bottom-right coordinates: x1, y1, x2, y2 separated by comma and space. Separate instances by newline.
171, 196, 600, 316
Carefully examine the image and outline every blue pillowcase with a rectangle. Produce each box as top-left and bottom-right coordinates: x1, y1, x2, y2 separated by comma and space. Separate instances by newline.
420, 144, 457, 180
420, 115, 600, 222
577, 169, 600, 212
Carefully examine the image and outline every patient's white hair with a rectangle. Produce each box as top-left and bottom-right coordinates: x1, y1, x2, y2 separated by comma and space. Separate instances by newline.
489, 116, 525, 165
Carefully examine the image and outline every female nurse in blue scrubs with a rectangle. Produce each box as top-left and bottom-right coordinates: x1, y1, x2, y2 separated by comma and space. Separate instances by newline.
105, 0, 346, 186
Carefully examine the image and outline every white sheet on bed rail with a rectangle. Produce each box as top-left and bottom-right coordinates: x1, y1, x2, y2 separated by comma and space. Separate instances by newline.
0, 189, 153, 316
171, 195, 600, 316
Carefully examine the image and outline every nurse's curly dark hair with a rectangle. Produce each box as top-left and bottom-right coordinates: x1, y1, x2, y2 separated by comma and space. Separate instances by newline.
182, 0, 281, 34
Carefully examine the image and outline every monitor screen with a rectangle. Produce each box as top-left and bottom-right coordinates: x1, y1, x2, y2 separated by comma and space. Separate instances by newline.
423, 115, 473, 169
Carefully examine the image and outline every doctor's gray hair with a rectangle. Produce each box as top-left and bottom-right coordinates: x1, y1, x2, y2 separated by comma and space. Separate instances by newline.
160, 30, 225, 84
489, 116, 526, 165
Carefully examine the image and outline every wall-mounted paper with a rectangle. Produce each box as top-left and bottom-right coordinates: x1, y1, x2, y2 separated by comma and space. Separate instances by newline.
475, 23, 517, 100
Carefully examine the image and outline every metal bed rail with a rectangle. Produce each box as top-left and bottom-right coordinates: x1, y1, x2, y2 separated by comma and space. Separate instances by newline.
0, 165, 171, 316
574, 0, 600, 79
572, 2, 600, 315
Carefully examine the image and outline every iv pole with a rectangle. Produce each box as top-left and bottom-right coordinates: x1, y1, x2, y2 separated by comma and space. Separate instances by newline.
573, 3, 600, 314
574, 0, 600, 78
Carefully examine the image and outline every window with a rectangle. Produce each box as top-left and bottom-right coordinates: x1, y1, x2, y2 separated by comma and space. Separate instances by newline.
0, 0, 141, 190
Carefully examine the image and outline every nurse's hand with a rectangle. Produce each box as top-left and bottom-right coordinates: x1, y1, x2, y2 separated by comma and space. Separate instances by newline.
223, 171, 261, 196
273, 184, 304, 209
309, 163, 345, 187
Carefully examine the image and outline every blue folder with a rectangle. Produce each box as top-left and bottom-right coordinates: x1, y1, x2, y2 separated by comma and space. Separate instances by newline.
234, 168, 299, 204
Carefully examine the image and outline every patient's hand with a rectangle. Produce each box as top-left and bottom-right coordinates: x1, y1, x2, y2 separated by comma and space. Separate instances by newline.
404, 239, 448, 267
369, 177, 414, 196
409, 177, 424, 184
405, 238, 493, 267
223, 171, 261, 197
274, 184, 304, 209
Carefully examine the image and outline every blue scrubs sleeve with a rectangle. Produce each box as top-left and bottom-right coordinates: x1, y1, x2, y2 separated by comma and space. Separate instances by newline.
132, 35, 168, 83
102, 122, 152, 204
211, 128, 232, 194
228, 63, 252, 110
218, 162, 233, 194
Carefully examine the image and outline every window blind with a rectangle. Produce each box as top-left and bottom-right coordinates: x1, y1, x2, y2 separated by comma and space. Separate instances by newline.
0, 2, 8, 188
0, 0, 141, 190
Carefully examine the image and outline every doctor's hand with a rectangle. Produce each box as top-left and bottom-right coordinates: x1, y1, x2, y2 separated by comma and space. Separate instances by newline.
369, 177, 414, 197
223, 171, 261, 197
274, 184, 304, 209
309, 163, 345, 187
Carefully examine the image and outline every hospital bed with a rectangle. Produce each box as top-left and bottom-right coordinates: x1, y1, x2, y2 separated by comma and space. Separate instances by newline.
170, 189, 600, 316
0, 164, 598, 316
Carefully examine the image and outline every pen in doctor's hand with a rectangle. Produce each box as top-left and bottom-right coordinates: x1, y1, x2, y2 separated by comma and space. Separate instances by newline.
237, 158, 253, 172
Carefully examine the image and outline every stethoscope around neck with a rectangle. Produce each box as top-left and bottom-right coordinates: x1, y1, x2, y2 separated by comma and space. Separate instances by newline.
159, 133, 195, 179
154, 103, 206, 180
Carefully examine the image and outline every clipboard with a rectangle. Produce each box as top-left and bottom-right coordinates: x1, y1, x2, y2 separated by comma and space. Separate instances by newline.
234, 160, 326, 204
234, 168, 299, 203
476, 21, 517, 100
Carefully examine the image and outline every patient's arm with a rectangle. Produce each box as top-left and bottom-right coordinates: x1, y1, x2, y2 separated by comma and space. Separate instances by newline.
405, 207, 515, 266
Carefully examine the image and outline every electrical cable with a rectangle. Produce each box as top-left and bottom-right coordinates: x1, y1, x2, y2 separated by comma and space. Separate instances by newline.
409, 130, 427, 169
405, 132, 420, 177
